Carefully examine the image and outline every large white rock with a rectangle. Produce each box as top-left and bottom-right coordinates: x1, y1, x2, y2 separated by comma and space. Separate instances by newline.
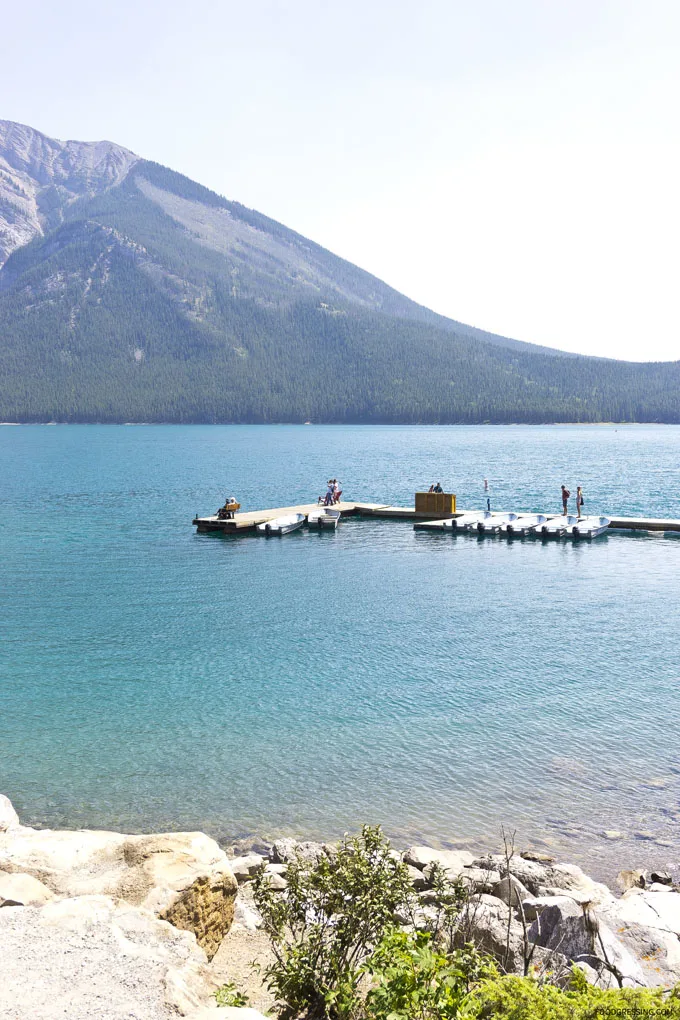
528, 901, 647, 989
596, 888, 680, 987
229, 854, 265, 883
520, 894, 584, 922
0, 895, 213, 1019
491, 855, 613, 908
456, 894, 527, 972
403, 846, 474, 874
0, 794, 20, 832
0, 871, 53, 906
0, 826, 237, 958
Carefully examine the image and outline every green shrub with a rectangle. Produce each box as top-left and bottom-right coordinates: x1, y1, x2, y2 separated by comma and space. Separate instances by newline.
253, 826, 414, 1020
365, 929, 492, 1020
214, 979, 250, 1007
459, 968, 680, 1019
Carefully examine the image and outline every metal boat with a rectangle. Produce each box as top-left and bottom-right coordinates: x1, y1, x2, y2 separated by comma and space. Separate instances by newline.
441, 511, 493, 531
476, 512, 518, 533
307, 508, 341, 530
538, 514, 579, 537
503, 513, 548, 536
257, 513, 306, 536
569, 516, 610, 539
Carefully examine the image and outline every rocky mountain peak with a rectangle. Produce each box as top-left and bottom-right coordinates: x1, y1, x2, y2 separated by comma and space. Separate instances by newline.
0, 119, 138, 266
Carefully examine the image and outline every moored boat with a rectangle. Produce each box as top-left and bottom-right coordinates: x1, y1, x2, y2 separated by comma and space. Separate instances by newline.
570, 515, 610, 539
257, 513, 306, 535
446, 510, 493, 531
538, 514, 579, 537
307, 508, 341, 530
477, 512, 518, 533
503, 513, 548, 536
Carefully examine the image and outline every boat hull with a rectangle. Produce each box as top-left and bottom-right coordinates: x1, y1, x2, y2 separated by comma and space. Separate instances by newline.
570, 517, 611, 539
257, 513, 306, 535
538, 515, 579, 538
504, 514, 548, 536
477, 513, 518, 533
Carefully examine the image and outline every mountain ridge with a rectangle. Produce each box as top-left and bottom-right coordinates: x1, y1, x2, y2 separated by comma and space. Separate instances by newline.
1, 119, 678, 424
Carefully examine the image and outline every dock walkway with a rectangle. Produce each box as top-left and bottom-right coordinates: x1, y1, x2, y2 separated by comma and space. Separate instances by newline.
192, 501, 391, 532
193, 504, 680, 534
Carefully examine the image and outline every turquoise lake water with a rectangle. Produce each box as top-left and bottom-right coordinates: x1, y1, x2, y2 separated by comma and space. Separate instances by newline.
2, 424, 679, 879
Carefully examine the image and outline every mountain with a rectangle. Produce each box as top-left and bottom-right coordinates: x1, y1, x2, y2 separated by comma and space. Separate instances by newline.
1, 119, 679, 423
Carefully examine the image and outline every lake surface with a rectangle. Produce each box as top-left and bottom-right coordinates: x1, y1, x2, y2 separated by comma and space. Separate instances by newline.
2, 424, 680, 880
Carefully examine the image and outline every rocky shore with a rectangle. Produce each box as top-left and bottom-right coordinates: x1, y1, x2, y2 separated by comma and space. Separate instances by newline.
1, 794, 679, 1019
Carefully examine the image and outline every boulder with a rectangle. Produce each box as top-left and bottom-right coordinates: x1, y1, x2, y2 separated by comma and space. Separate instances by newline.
520, 894, 584, 922
520, 850, 556, 863
651, 872, 673, 887
229, 854, 265, 883
0, 895, 213, 1019
0, 871, 53, 907
407, 864, 429, 890
456, 894, 527, 972
264, 862, 286, 876
528, 901, 647, 989
498, 857, 612, 907
403, 846, 474, 873
263, 872, 287, 891
491, 875, 530, 908
233, 897, 262, 931
617, 869, 647, 892
596, 888, 680, 987
269, 838, 325, 867
0, 795, 20, 833
0, 826, 237, 959
460, 867, 502, 894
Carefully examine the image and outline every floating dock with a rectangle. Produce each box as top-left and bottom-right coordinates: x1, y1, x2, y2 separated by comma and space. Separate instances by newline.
414, 513, 680, 533
193, 501, 391, 532
193, 504, 680, 534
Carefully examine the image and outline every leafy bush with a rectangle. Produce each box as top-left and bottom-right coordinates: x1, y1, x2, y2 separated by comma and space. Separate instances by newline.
365, 929, 491, 1020
214, 980, 249, 1007
253, 826, 414, 1020
459, 967, 680, 1019
252, 825, 680, 1020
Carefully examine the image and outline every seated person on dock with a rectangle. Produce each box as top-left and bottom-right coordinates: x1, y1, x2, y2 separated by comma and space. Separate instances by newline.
433, 482, 443, 493
216, 496, 239, 520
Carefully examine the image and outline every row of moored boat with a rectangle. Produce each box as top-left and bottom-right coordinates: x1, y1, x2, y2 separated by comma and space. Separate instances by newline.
438, 511, 610, 538
257, 508, 340, 535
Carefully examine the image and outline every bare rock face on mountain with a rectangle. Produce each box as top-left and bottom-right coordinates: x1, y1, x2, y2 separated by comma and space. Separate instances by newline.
0, 119, 137, 265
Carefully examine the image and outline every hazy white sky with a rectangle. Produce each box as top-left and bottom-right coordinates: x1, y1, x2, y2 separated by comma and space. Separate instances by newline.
3, 0, 679, 360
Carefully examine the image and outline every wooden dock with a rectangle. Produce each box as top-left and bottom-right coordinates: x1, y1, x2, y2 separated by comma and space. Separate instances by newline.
193, 504, 680, 534
192, 501, 392, 532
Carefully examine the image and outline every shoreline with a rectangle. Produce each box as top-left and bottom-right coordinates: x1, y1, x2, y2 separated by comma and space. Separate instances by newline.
2, 793, 680, 1017
9, 805, 679, 891
2, 421, 678, 427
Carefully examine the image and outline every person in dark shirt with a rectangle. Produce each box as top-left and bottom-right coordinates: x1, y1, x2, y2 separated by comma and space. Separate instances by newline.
433, 482, 443, 493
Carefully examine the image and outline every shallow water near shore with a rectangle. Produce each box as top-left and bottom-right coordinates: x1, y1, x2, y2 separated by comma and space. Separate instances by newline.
2, 424, 680, 882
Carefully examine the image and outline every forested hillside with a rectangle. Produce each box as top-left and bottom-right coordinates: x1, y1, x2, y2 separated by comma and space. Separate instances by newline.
1, 120, 679, 423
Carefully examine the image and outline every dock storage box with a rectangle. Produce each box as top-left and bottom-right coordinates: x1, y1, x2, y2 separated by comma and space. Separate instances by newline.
415, 492, 456, 515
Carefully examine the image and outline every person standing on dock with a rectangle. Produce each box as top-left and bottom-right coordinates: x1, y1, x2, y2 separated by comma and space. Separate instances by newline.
561, 484, 570, 515
576, 486, 584, 517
